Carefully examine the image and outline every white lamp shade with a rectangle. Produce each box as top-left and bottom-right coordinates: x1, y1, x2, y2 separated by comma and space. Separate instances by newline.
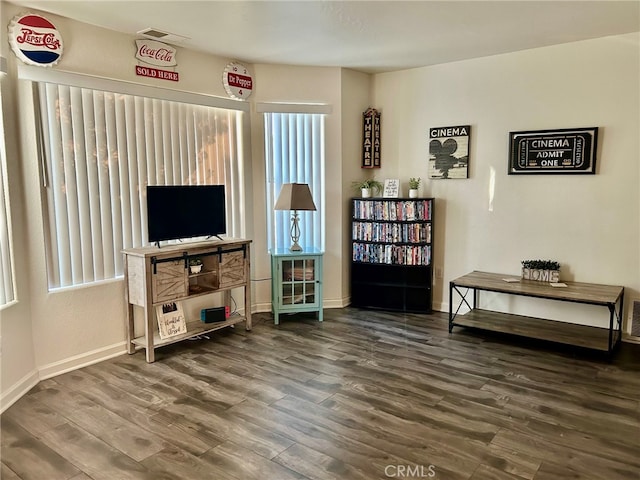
274, 183, 316, 211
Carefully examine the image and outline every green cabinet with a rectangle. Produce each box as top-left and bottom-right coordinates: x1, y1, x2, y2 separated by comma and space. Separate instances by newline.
270, 248, 323, 325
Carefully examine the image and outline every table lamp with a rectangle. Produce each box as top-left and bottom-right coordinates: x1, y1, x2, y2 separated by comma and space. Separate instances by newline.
274, 183, 316, 251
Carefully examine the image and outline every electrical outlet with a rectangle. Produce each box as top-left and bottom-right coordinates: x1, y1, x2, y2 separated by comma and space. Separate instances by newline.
435, 267, 443, 279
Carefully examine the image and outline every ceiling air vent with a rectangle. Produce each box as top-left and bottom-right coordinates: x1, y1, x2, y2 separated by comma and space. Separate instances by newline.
137, 28, 190, 44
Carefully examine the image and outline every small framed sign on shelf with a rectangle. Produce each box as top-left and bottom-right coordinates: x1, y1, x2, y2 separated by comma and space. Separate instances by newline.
156, 301, 187, 339
383, 179, 400, 198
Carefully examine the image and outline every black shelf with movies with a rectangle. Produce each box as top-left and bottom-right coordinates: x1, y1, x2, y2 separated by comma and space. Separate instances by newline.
351, 197, 433, 313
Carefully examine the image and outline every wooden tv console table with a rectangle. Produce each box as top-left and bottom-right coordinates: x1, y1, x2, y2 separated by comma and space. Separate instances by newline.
449, 271, 624, 354
123, 239, 251, 362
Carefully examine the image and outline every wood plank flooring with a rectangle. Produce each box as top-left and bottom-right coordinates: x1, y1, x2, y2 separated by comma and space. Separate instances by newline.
2, 308, 639, 479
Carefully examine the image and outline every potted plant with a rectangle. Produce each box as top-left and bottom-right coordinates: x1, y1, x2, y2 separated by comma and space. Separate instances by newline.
521, 259, 560, 282
189, 258, 203, 274
408, 177, 421, 198
351, 179, 383, 198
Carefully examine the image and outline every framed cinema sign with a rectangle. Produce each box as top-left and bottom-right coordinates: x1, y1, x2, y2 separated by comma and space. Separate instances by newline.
429, 125, 470, 179
509, 127, 598, 174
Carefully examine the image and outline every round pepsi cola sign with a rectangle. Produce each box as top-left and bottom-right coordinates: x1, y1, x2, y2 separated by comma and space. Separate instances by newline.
9, 13, 64, 67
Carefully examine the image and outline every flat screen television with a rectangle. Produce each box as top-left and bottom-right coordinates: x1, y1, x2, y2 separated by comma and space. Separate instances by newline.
147, 185, 226, 245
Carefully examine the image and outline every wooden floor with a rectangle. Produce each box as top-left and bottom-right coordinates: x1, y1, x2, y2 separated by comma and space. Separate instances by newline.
2, 308, 639, 480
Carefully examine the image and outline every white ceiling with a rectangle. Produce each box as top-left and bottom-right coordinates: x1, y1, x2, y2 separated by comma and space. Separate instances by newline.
7, 1, 640, 73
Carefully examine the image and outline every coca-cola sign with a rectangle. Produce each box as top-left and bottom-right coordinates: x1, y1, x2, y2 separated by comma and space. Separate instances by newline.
135, 39, 177, 67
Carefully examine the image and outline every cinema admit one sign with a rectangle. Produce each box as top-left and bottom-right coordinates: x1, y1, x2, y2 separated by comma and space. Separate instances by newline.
508, 127, 598, 174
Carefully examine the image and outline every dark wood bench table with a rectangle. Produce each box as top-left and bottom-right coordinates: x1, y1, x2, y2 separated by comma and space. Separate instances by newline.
449, 271, 624, 354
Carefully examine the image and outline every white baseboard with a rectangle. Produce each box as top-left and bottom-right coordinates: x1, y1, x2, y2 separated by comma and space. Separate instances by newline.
1, 369, 39, 414
38, 342, 127, 380
1, 342, 127, 413
433, 301, 447, 314
253, 302, 273, 314
325, 296, 351, 309
253, 296, 351, 315
622, 334, 640, 344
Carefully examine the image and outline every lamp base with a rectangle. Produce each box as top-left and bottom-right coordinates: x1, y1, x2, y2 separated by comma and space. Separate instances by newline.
289, 211, 303, 252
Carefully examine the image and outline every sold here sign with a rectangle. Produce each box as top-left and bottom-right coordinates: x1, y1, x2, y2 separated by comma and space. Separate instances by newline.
135, 39, 179, 82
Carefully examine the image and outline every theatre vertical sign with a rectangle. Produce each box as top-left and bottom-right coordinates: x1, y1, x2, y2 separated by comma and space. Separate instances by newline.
509, 127, 598, 174
362, 108, 381, 168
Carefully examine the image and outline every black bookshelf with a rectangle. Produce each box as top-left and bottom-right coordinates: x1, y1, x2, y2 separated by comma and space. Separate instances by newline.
350, 197, 433, 313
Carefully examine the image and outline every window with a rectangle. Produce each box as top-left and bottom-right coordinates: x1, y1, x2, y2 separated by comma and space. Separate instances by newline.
34, 80, 246, 290
0, 86, 16, 306
263, 111, 326, 251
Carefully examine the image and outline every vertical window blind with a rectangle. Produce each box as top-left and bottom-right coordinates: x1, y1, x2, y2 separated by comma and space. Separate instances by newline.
36, 82, 245, 290
0, 88, 16, 306
263, 112, 325, 251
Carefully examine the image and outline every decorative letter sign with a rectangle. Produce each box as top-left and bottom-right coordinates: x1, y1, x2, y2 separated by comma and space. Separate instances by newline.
223, 62, 253, 100
362, 108, 381, 168
383, 179, 400, 198
155, 302, 187, 340
8, 13, 64, 67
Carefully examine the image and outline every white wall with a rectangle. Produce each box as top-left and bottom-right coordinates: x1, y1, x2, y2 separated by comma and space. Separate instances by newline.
373, 33, 640, 327
340, 69, 373, 301
0, 4, 38, 410
249, 64, 348, 310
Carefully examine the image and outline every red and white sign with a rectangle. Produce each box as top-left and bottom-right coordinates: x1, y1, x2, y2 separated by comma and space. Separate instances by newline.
134, 39, 178, 82
135, 65, 179, 82
8, 13, 64, 67
135, 39, 177, 67
223, 62, 253, 100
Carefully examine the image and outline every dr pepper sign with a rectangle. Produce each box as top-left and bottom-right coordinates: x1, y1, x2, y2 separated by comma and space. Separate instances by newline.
223, 62, 253, 100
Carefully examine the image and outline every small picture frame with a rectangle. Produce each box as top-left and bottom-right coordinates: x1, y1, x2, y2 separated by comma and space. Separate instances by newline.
383, 179, 400, 198
156, 301, 187, 339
